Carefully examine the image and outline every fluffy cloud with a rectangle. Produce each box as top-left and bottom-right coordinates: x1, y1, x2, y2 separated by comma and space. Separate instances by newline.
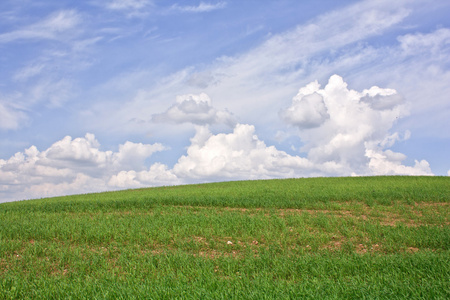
37, 133, 164, 172
1, 75, 435, 203
106, 124, 314, 188
366, 149, 431, 176
152, 93, 236, 126
86, 0, 418, 136
281, 75, 432, 176
172, 124, 312, 181
279, 81, 330, 129
2, 74, 435, 203
108, 163, 180, 188
0, 134, 166, 201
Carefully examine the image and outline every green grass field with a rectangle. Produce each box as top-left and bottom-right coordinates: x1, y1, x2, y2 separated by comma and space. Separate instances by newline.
1, 176, 449, 299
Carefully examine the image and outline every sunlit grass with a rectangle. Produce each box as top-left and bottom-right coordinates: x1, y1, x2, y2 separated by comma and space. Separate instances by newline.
1, 176, 449, 298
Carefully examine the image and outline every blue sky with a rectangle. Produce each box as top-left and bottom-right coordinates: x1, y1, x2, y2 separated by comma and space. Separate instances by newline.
1, 0, 449, 202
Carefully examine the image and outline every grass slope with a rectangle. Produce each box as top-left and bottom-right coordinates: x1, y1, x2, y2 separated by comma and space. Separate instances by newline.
1, 176, 449, 299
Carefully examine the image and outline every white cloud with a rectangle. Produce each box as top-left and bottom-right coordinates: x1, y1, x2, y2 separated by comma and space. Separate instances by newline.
28, 78, 74, 107
390, 28, 450, 135
102, 0, 154, 17
0, 77, 435, 202
172, 124, 312, 181
398, 28, 450, 56
360, 86, 404, 110
0, 9, 95, 127
281, 75, 432, 176
0, 133, 166, 201
13, 64, 45, 82
112, 141, 166, 171
0, 101, 27, 130
88, 0, 415, 136
279, 81, 330, 129
186, 71, 220, 88
106, 0, 151, 10
3, 1, 447, 202
152, 93, 236, 126
171, 2, 226, 13
0, 10, 81, 43
22, 173, 106, 201
366, 149, 432, 176
108, 163, 180, 188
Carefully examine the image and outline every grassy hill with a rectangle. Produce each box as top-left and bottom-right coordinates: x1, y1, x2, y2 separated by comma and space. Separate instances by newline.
1, 176, 449, 299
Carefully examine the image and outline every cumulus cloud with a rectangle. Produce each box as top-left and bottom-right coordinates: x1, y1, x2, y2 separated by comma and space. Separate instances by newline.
366, 149, 432, 176
1, 75, 436, 202
172, 124, 312, 181
281, 75, 432, 176
0, 133, 166, 201
152, 93, 236, 126
108, 163, 180, 188
279, 81, 330, 129
90, 0, 416, 136
360, 87, 404, 110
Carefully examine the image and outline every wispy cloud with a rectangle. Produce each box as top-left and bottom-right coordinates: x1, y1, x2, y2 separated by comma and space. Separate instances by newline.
106, 0, 151, 10
2, 72, 433, 202
106, 0, 412, 130
171, 2, 226, 13
0, 10, 81, 43
0, 101, 27, 131
0, 8, 104, 130
1, 0, 449, 202
13, 64, 45, 82
101, 0, 154, 17
398, 27, 450, 56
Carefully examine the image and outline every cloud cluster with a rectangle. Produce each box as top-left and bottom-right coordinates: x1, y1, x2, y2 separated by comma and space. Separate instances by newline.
105, 123, 315, 189
2, 0, 447, 202
1, 75, 434, 202
172, 124, 312, 181
280, 75, 432, 176
152, 93, 236, 126
280, 81, 330, 129
0, 134, 165, 201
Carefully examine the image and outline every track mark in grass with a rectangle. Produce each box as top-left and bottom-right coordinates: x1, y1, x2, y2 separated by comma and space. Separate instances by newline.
407, 247, 420, 253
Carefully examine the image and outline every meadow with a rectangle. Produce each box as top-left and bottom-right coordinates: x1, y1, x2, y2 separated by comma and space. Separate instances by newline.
0, 176, 449, 299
